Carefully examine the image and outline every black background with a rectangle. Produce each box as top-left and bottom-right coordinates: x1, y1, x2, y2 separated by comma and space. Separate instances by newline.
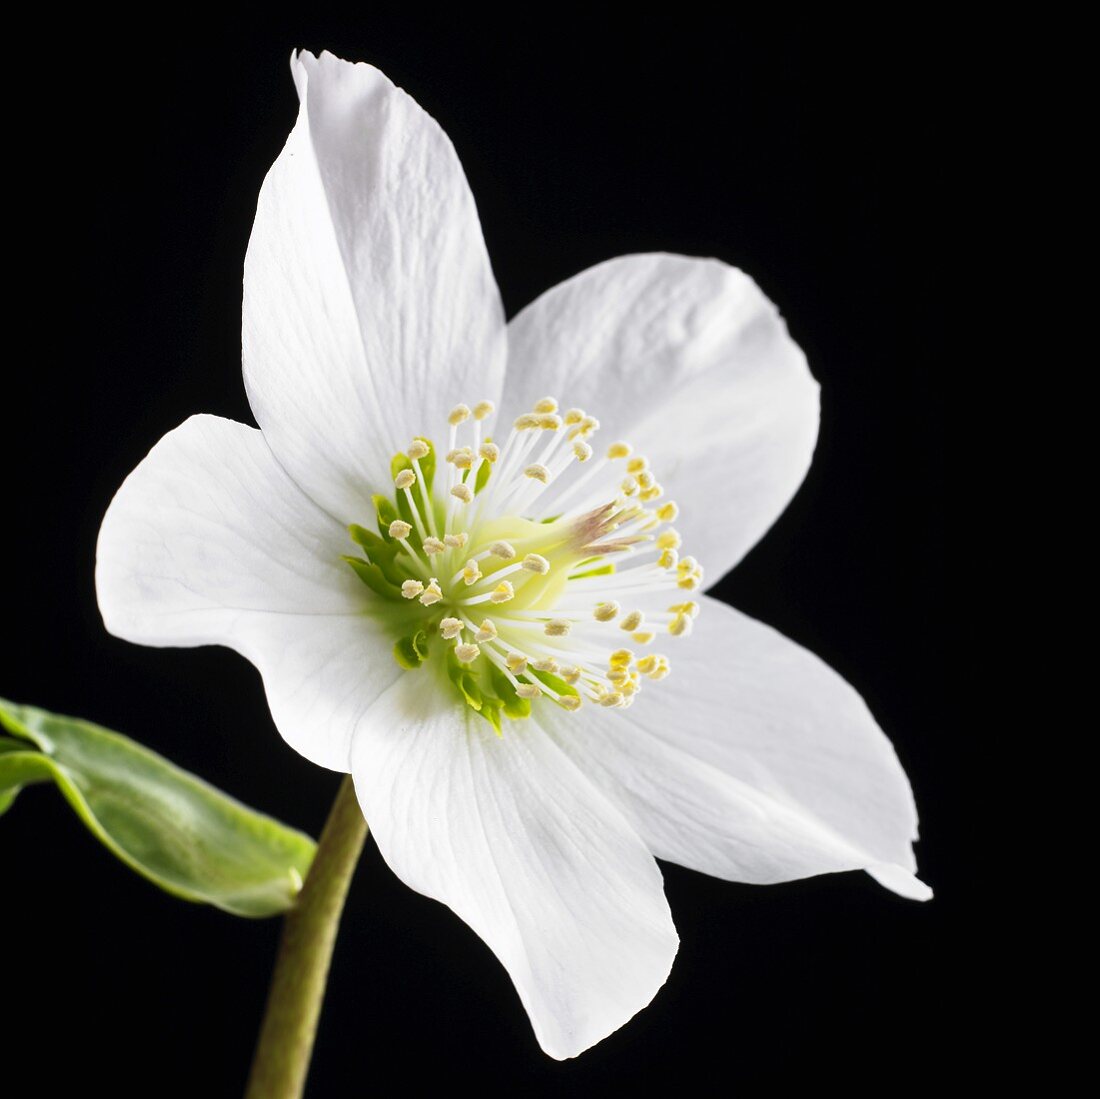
5, 10, 964, 1096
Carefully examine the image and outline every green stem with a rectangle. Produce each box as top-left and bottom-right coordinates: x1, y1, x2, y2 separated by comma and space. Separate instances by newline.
245, 776, 368, 1099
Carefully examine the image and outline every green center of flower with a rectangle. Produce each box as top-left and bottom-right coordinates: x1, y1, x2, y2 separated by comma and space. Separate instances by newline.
342, 398, 703, 734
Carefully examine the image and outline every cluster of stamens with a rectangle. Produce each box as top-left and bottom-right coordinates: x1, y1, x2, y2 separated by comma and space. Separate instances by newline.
343, 397, 704, 730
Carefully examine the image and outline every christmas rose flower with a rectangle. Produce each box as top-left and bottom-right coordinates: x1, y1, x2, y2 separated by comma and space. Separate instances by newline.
96, 49, 929, 1060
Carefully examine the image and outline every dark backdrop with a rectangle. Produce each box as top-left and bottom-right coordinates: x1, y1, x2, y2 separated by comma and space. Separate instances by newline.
5, 10, 963, 1095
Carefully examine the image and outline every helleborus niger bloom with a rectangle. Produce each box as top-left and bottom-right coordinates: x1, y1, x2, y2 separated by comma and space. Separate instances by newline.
96, 50, 930, 1059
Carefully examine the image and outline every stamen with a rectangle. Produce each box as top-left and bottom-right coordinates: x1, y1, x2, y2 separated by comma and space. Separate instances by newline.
451, 483, 473, 503
533, 397, 559, 413
489, 582, 515, 603
506, 652, 528, 674
440, 617, 463, 640
490, 541, 516, 559
407, 440, 430, 461
394, 469, 415, 490
516, 683, 542, 699
524, 464, 551, 483
449, 404, 472, 425
462, 560, 483, 585
444, 532, 468, 548
594, 601, 620, 622
522, 554, 550, 574
475, 619, 498, 642
473, 400, 495, 420
545, 619, 571, 637
455, 643, 480, 663
620, 610, 644, 631
419, 578, 444, 605
401, 579, 424, 600
388, 520, 412, 540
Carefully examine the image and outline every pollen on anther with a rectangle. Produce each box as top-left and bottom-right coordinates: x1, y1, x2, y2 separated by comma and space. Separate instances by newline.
451, 483, 473, 503
395, 469, 416, 490
531, 657, 559, 673
473, 400, 495, 420
388, 519, 412, 540
407, 439, 430, 460
489, 581, 515, 603
545, 619, 571, 637
479, 442, 500, 463
401, 579, 424, 600
419, 578, 443, 605
657, 501, 679, 522
522, 554, 550, 574
444, 532, 468, 548
573, 440, 593, 462
607, 442, 632, 460
533, 396, 559, 414
524, 463, 551, 483
559, 695, 583, 711
440, 617, 463, 640
594, 601, 620, 622
506, 652, 528, 674
560, 665, 581, 685
490, 541, 516, 559
563, 408, 585, 425
620, 610, 644, 632
422, 537, 446, 555
516, 683, 542, 699
448, 404, 472, 425
475, 619, 498, 642
462, 560, 483, 585
455, 643, 480, 663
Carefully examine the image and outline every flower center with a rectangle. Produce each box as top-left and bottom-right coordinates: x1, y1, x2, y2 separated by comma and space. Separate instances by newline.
343, 397, 703, 733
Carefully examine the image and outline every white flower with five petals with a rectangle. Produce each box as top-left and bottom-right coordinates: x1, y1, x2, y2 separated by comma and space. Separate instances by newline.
96, 49, 930, 1060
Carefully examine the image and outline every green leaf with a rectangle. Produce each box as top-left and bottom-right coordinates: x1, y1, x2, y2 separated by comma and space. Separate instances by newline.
0, 698, 316, 918
474, 457, 492, 495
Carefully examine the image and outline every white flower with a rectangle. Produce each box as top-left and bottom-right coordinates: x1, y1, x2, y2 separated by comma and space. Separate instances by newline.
96, 50, 930, 1060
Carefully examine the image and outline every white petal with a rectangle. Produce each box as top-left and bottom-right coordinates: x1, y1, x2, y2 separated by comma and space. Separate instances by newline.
351, 674, 679, 1059
96, 415, 400, 769
542, 595, 929, 899
504, 254, 818, 581
243, 50, 507, 521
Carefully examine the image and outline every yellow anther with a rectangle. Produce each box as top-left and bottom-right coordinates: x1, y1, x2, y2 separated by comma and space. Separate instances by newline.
521, 554, 550, 574
473, 400, 495, 420
599, 692, 624, 708
626, 457, 648, 475
455, 643, 480, 663
462, 560, 483, 586
419, 578, 443, 605
524, 463, 551, 483
490, 541, 516, 559
479, 442, 500, 463
446, 446, 475, 469
475, 619, 498, 642
559, 695, 583, 711
545, 619, 571, 637
620, 476, 638, 496
632, 630, 656, 644
669, 614, 692, 637
489, 581, 515, 603
537, 413, 563, 430
607, 442, 632, 460
448, 404, 471, 425
563, 408, 585, 425
677, 556, 698, 574
531, 657, 559, 673
657, 501, 679, 522
636, 654, 658, 676
444, 532, 468, 548
649, 657, 671, 681
395, 469, 416, 490
514, 413, 540, 430
608, 668, 629, 685
572, 440, 593, 462
407, 439, 430, 460
506, 652, 528, 674
636, 470, 655, 490
670, 601, 700, 619
388, 519, 412, 540
450, 483, 473, 504
533, 396, 559, 414
677, 573, 701, 591
561, 665, 581, 685
620, 610, 644, 632
593, 601, 620, 622
621, 679, 638, 697
422, 537, 446, 555
516, 683, 542, 700
658, 547, 679, 570
640, 484, 663, 501
609, 648, 634, 669
440, 617, 463, 640
401, 579, 424, 600
657, 529, 682, 550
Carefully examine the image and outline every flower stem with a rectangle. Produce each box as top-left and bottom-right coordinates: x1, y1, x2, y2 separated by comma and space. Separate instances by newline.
245, 775, 368, 1099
